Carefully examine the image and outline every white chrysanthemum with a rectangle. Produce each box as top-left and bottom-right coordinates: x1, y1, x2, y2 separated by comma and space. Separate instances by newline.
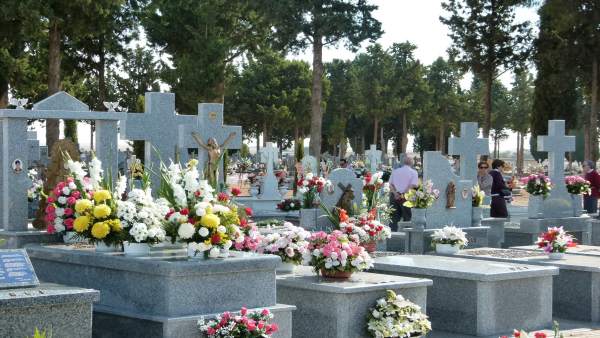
198, 227, 209, 237
178, 222, 195, 239
129, 223, 149, 243
57, 196, 67, 205
209, 247, 220, 258
55, 208, 65, 217
212, 204, 230, 214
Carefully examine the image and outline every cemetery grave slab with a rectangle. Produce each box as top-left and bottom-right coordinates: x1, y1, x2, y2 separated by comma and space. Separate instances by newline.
0, 229, 61, 249
372, 254, 558, 336
276, 266, 431, 338
506, 216, 592, 248
481, 217, 506, 248
590, 219, 600, 246
26, 244, 294, 337
0, 283, 99, 338
450, 248, 600, 322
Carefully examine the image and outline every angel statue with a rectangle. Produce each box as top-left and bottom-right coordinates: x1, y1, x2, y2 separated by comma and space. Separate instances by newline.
191, 131, 237, 189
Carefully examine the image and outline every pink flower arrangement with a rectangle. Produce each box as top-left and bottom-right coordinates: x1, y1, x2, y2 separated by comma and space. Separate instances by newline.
258, 222, 310, 265
45, 177, 88, 234
536, 226, 576, 253
565, 175, 591, 195
233, 220, 263, 252
303, 230, 374, 275
520, 174, 551, 197
198, 307, 278, 338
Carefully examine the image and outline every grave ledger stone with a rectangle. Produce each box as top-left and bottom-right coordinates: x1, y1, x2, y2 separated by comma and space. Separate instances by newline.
0, 249, 99, 337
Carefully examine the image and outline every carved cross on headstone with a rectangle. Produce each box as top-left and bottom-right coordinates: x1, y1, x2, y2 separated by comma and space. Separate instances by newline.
538, 120, 575, 193
365, 144, 382, 173
448, 122, 489, 184
123, 92, 196, 189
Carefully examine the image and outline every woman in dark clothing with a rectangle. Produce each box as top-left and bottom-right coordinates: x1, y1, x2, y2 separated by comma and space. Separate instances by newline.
583, 160, 600, 214
489, 159, 509, 218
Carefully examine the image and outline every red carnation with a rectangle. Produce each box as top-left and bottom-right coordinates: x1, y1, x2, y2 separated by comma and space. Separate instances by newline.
180, 208, 189, 215
217, 192, 229, 202
245, 207, 253, 217
231, 187, 241, 196
211, 233, 221, 244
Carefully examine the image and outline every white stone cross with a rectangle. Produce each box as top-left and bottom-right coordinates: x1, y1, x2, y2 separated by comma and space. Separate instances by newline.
365, 144, 382, 173
448, 122, 489, 183
259, 142, 281, 199
538, 120, 575, 188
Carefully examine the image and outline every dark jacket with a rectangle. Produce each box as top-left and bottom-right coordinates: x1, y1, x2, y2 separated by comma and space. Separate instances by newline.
585, 170, 600, 198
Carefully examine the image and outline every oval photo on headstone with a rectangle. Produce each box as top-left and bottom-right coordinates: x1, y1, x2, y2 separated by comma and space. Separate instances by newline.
11, 159, 23, 174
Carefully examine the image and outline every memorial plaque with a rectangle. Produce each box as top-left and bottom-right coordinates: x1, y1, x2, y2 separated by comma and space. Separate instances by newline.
0, 249, 39, 289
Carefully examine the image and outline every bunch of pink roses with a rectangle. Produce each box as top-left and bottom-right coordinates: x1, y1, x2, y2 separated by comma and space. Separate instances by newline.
304, 230, 373, 275
233, 219, 263, 252
45, 177, 88, 234
565, 175, 591, 195
198, 307, 278, 338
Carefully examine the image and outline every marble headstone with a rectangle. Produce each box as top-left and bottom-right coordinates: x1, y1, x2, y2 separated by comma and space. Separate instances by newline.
448, 122, 489, 184
422, 151, 472, 228
537, 120, 576, 218
365, 144, 382, 173
320, 168, 363, 212
301, 155, 318, 174
259, 142, 281, 200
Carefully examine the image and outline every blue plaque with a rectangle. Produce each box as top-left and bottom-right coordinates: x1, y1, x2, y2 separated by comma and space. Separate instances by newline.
0, 249, 39, 289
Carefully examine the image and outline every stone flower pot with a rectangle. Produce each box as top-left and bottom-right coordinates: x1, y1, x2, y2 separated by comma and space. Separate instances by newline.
300, 208, 319, 230
94, 242, 121, 253
528, 195, 544, 219
123, 242, 151, 256
411, 208, 426, 229
435, 243, 460, 255
548, 252, 565, 260
571, 194, 583, 217
471, 206, 483, 227
277, 262, 297, 274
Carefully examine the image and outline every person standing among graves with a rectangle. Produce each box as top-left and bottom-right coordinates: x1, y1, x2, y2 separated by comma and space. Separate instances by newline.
477, 161, 493, 195
489, 159, 509, 218
582, 160, 600, 214
388, 156, 419, 230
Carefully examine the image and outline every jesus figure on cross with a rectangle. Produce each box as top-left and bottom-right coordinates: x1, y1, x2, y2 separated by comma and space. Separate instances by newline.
191, 131, 237, 189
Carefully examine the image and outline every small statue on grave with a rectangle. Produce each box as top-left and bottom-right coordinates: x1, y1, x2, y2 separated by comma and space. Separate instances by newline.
191, 131, 237, 189
446, 181, 456, 209
336, 183, 355, 214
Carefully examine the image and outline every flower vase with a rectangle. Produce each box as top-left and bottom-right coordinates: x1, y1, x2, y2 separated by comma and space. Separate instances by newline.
528, 195, 544, 219
411, 208, 427, 229
300, 208, 319, 230
187, 245, 207, 260
321, 269, 353, 279
362, 240, 377, 253
277, 262, 297, 273
571, 194, 583, 217
435, 243, 460, 255
548, 252, 565, 260
62, 231, 79, 244
123, 242, 151, 256
94, 242, 120, 253
219, 248, 230, 258
471, 207, 483, 227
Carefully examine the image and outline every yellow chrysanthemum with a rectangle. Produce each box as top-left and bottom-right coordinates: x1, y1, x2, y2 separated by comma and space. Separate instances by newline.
93, 204, 112, 219
106, 219, 122, 232
200, 213, 220, 229
91, 222, 110, 239
93, 190, 112, 203
74, 199, 93, 213
73, 216, 90, 232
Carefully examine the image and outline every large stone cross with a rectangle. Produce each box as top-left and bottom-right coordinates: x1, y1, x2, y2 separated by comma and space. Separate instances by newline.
448, 122, 489, 183
179, 103, 242, 182
365, 144, 382, 173
259, 142, 280, 200
538, 120, 575, 191
123, 92, 196, 189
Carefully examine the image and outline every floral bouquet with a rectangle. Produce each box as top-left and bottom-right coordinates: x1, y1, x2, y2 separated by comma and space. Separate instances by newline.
403, 180, 439, 209
198, 307, 278, 338
45, 177, 83, 234
116, 187, 168, 245
502, 321, 562, 338
277, 198, 301, 212
233, 217, 263, 252
27, 169, 44, 202
536, 226, 576, 254
520, 174, 551, 197
431, 226, 469, 249
159, 160, 246, 258
297, 173, 330, 208
303, 230, 373, 278
363, 171, 384, 210
472, 184, 485, 207
565, 176, 591, 195
339, 209, 391, 251
367, 290, 431, 338
259, 222, 310, 265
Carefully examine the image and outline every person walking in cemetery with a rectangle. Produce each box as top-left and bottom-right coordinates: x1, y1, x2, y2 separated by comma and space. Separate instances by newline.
388, 156, 419, 230
339, 158, 352, 170
477, 161, 493, 196
583, 160, 600, 214
489, 159, 510, 218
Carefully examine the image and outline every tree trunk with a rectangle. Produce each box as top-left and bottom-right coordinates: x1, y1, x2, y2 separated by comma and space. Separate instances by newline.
519, 132, 525, 175
309, 33, 323, 161
47, 20, 61, 151
262, 121, 268, 147
591, 56, 599, 162
0, 80, 8, 108
516, 132, 521, 175
401, 111, 408, 153
438, 124, 446, 154
483, 73, 493, 138
372, 117, 379, 146
380, 126, 385, 155
584, 123, 591, 160
360, 134, 365, 155
256, 130, 261, 155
